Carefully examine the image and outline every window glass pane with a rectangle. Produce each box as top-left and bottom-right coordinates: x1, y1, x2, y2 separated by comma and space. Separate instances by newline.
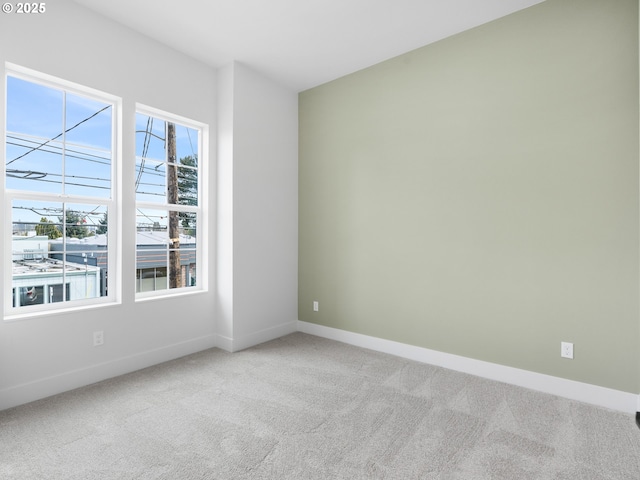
175, 125, 199, 168
65, 93, 112, 150
135, 260, 168, 293
135, 113, 199, 206
135, 113, 166, 162
64, 94, 112, 198
6, 137, 64, 193
136, 208, 168, 236
5, 76, 112, 199
63, 203, 106, 242
12, 199, 61, 309
11, 199, 109, 309
135, 208, 197, 291
64, 144, 111, 197
168, 210, 196, 289
176, 164, 198, 206
136, 208, 169, 293
135, 158, 166, 203
12, 199, 62, 240
178, 211, 197, 238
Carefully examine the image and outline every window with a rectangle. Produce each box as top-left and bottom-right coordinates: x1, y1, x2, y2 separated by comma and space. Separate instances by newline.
135, 107, 203, 298
4, 67, 118, 316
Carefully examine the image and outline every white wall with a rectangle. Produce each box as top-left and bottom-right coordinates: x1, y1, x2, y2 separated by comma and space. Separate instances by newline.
217, 62, 298, 351
216, 64, 235, 348
0, 0, 298, 410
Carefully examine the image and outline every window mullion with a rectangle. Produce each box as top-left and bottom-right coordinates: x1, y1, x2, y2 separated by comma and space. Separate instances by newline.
61, 90, 66, 196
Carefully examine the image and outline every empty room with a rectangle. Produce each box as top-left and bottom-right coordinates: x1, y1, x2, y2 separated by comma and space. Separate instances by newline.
1, 0, 639, 478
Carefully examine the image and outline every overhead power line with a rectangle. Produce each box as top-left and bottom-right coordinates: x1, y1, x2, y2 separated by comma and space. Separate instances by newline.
7, 134, 111, 165
6, 104, 112, 166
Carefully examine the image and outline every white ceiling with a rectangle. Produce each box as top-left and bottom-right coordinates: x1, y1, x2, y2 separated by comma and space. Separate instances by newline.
74, 0, 544, 92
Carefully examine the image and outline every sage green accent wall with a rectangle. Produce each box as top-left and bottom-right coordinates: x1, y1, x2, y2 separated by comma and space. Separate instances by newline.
299, 0, 639, 393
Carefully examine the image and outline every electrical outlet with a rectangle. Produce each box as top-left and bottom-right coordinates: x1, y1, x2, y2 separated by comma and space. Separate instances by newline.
93, 331, 104, 347
313, 301, 319, 312
561, 341, 573, 359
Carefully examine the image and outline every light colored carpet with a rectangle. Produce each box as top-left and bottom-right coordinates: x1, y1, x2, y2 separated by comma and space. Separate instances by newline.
1, 332, 639, 479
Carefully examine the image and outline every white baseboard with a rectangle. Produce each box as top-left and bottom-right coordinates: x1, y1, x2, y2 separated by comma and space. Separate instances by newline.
218, 320, 298, 353
0, 334, 216, 412
5, 322, 637, 415
297, 321, 639, 414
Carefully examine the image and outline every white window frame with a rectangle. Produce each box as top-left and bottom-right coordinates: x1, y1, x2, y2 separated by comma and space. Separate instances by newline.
134, 103, 208, 301
3, 64, 121, 319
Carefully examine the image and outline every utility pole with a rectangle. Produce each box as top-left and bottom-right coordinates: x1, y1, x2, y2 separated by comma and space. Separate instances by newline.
167, 122, 182, 289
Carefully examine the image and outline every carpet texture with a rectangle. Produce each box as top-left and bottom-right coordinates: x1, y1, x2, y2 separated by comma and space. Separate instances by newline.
1, 332, 639, 479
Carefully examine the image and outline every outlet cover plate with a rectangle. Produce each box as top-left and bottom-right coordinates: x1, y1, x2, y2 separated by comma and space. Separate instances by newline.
561, 341, 573, 359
